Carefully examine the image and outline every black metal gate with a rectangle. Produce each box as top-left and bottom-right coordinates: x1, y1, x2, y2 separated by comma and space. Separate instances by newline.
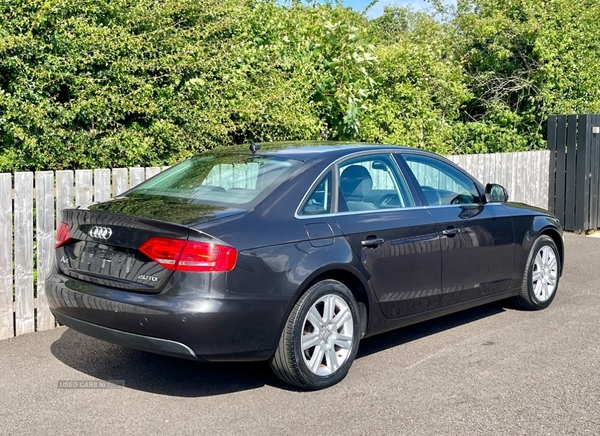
548, 114, 600, 232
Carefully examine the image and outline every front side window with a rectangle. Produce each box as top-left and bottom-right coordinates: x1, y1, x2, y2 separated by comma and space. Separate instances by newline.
337, 154, 414, 212
127, 154, 298, 207
402, 154, 482, 205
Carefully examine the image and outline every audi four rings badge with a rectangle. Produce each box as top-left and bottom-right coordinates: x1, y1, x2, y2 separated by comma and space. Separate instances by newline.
89, 226, 113, 239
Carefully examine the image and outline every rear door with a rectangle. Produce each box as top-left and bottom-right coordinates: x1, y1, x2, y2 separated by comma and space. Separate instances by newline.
331, 153, 443, 319
398, 152, 516, 306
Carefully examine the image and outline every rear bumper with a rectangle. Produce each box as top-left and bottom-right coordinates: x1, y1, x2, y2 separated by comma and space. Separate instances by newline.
53, 312, 199, 360
46, 269, 289, 362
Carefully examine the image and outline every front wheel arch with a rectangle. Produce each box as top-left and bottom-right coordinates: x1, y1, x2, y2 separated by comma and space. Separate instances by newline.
513, 234, 561, 310
539, 228, 564, 276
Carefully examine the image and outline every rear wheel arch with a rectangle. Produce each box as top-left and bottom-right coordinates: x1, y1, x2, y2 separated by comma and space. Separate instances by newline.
295, 267, 371, 338
270, 279, 361, 389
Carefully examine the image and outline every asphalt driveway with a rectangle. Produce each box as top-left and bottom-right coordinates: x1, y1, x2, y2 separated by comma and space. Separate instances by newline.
0, 233, 598, 435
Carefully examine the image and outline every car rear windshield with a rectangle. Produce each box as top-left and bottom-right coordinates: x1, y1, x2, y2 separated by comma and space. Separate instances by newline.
126, 154, 299, 207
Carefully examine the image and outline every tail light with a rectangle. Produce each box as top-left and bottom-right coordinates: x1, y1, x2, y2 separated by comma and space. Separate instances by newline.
139, 238, 237, 272
55, 222, 72, 248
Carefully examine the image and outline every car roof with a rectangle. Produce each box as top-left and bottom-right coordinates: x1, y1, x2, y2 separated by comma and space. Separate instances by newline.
216, 141, 415, 161
248, 141, 485, 192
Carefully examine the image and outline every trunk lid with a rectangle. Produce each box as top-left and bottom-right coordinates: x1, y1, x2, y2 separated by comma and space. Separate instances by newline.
56, 199, 243, 293
89, 194, 246, 226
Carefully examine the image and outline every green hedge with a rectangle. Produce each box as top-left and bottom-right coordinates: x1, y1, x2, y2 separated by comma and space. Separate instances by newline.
0, 0, 598, 170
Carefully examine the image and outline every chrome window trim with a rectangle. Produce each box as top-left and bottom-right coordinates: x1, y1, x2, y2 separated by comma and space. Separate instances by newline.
294, 202, 505, 221
299, 171, 333, 216
295, 205, 424, 220
422, 203, 503, 210
295, 167, 332, 219
294, 147, 507, 219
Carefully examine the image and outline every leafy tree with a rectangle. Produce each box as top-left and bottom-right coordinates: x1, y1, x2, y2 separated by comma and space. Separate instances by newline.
362, 7, 469, 154
0, 0, 323, 170
451, 0, 600, 152
0, 0, 599, 170
296, 3, 377, 138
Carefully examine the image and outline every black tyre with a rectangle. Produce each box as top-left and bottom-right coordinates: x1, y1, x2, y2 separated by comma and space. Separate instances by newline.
513, 235, 560, 310
269, 280, 361, 390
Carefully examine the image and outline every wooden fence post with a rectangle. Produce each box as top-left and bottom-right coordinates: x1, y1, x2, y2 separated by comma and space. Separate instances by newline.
112, 168, 129, 196
36, 172, 56, 331
130, 167, 145, 188
0, 174, 13, 339
75, 170, 93, 208
14, 172, 34, 336
56, 171, 74, 226
94, 169, 111, 203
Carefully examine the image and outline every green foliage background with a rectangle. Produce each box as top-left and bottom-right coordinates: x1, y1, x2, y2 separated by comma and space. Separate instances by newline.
0, 0, 598, 170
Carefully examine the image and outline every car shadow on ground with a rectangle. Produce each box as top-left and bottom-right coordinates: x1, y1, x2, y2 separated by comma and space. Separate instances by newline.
356, 301, 507, 359
50, 301, 508, 397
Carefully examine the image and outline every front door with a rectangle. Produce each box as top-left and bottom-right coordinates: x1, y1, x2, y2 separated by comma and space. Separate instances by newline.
399, 153, 516, 307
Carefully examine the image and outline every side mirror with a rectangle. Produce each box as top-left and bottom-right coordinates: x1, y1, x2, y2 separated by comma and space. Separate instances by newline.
485, 183, 509, 203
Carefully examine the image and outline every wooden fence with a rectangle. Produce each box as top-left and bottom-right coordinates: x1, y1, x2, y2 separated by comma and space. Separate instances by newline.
0, 150, 550, 340
447, 151, 550, 209
547, 114, 600, 233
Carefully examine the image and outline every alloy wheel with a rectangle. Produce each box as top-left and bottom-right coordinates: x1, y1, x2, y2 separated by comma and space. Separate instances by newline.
532, 245, 558, 302
300, 294, 354, 376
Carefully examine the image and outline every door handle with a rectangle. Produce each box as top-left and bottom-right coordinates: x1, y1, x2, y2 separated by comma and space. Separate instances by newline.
361, 238, 385, 247
442, 227, 461, 236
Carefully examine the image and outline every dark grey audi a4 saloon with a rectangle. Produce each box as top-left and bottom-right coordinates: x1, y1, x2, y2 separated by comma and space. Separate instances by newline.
47, 142, 564, 389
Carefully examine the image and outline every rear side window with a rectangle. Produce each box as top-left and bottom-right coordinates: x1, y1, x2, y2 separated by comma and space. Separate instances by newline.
127, 154, 298, 206
301, 172, 332, 215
